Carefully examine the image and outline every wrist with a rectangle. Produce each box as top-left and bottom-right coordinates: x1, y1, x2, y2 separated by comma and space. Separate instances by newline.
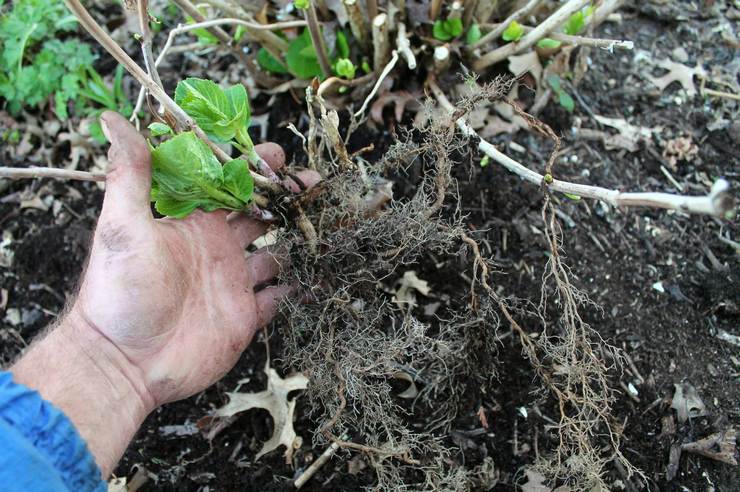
10, 309, 155, 476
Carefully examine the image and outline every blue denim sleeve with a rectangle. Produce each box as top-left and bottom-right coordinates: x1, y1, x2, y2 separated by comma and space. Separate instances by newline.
0, 371, 106, 492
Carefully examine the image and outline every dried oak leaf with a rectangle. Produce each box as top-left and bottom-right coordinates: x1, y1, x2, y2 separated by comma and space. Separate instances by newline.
521, 469, 549, 492
593, 115, 661, 152
370, 91, 421, 125
670, 382, 707, 424
647, 59, 707, 96
393, 270, 431, 308
662, 135, 698, 169
681, 427, 738, 466
214, 365, 308, 463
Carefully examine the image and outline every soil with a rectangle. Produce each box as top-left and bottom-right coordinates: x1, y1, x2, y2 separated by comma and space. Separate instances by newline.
1, 2, 738, 491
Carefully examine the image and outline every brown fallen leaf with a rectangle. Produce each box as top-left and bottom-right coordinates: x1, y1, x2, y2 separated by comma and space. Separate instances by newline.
647, 59, 707, 96
370, 91, 421, 125
662, 135, 698, 169
393, 270, 431, 308
681, 427, 738, 466
670, 382, 707, 424
477, 406, 489, 430
213, 363, 308, 463
521, 469, 550, 492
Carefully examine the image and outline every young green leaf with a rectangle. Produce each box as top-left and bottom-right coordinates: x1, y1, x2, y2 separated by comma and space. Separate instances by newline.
148, 122, 173, 137
294, 0, 310, 9
558, 91, 575, 112
562, 192, 581, 201
285, 29, 323, 79
502, 20, 524, 42
564, 6, 593, 36
150, 132, 253, 218
335, 58, 356, 79
257, 48, 289, 74
546, 74, 562, 91
536, 38, 562, 49
466, 23, 482, 45
222, 159, 254, 203
174, 78, 251, 143
432, 18, 464, 41
335, 31, 350, 59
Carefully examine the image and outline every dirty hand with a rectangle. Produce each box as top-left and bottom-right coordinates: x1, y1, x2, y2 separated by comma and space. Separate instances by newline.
11, 111, 319, 476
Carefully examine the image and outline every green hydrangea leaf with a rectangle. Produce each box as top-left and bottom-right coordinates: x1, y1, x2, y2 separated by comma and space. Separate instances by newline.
558, 91, 575, 112
502, 20, 524, 42
150, 132, 252, 218
537, 38, 562, 49
335, 58, 356, 79
257, 48, 289, 74
466, 23, 482, 44
222, 159, 254, 203
433, 18, 464, 41
285, 29, 323, 79
335, 30, 350, 59
174, 78, 250, 143
148, 122, 173, 136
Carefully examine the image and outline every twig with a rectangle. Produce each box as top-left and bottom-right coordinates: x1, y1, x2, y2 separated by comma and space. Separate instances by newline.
429, 0, 443, 20
63, 0, 279, 202
304, 4, 332, 78
354, 51, 399, 118
161, 17, 307, 32
343, 0, 368, 48
481, 22, 634, 50
471, 0, 542, 49
396, 22, 416, 69
293, 440, 342, 488
0, 167, 106, 182
366, 0, 378, 20
372, 14, 390, 73
433, 45, 451, 74
701, 88, 740, 101
474, 0, 496, 23
448, 1, 464, 20
136, 0, 164, 93
462, 0, 479, 28
429, 78, 734, 217
473, 0, 590, 71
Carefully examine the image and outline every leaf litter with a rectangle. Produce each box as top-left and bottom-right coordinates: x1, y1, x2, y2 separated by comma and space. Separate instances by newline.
212, 361, 308, 463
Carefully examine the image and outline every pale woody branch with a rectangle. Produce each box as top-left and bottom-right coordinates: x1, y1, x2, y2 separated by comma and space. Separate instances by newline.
429, 80, 734, 218
0, 167, 106, 182
473, 0, 590, 71
63, 0, 279, 204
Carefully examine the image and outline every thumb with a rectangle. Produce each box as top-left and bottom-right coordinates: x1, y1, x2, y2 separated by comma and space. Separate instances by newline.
100, 111, 153, 220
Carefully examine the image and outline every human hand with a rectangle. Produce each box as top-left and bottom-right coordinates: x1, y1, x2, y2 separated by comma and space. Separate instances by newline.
11, 111, 318, 475
75, 112, 319, 406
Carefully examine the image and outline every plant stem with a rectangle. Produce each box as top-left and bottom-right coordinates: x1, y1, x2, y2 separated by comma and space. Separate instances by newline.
304, 4, 332, 78
429, 78, 734, 217
343, 0, 369, 49
472, 0, 589, 70
474, 0, 497, 23
429, 0, 443, 20
372, 14, 390, 73
470, 0, 541, 49
63, 0, 279, 202
235, 129, 281, 184
0, 167, 106, 182
366, 0, 378, 20
462, 0, 478, 28
481, 22, 634, 50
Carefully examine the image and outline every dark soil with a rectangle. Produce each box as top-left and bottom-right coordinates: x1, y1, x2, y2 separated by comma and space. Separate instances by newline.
1, 2, 738, 491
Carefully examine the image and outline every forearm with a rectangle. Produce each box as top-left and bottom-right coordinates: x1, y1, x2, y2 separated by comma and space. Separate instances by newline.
10, 309, 155, 476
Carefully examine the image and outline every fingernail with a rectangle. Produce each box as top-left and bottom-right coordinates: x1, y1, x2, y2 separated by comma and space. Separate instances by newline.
100, 115, 113, 144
